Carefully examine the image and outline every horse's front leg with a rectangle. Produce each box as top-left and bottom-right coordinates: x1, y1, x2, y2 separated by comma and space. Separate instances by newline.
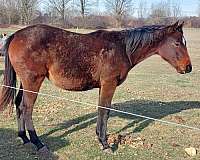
96, 80, 117, 152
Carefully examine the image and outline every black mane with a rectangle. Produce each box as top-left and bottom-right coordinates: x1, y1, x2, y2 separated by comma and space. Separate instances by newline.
89, 25, 172, 53
124, 25, 168, 57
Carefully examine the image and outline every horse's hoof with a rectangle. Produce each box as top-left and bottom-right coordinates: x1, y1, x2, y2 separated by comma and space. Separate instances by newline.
38, 146, 58, 160
20, 142, 36, 154
38, 146, 50, 156
23, 142, 35, 150
103, 147, 113, 154
23, 142, 31, 145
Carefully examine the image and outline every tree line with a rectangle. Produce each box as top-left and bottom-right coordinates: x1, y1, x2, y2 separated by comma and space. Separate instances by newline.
0, 0, 200, 28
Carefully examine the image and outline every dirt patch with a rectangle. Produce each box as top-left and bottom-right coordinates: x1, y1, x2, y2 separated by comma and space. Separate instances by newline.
108, 134, 153, 149
170, 115, 185, 124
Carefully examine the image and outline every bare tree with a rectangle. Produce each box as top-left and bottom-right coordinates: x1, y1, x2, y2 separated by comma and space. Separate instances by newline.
71, 0, 97, 27
137, 0, 147, 19
166, 0, 171, 17
45, 3, 60, 25
105, 0, 133, 27
4, 0, 18, 24
172, 2, 181, 18
18, 0, 39, 25
48, 0, 72, 27
72, 0, 99, 18
0, 0, 20, 24
79, 0, 89, 19
0, 0, 6, 24
150, 1, 171, 18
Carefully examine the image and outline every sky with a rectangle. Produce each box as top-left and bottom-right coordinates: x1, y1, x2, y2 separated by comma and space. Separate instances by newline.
97, 0, 200, 17
176, 0, 199, 16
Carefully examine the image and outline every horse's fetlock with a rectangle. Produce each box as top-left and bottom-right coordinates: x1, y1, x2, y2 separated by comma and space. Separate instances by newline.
18, 131, 30, 144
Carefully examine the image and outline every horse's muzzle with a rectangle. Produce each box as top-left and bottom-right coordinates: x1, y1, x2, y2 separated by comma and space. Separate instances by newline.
185, 64, 192, 73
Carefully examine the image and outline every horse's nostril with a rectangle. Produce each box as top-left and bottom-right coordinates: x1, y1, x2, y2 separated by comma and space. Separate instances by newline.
186, 64, 192, 73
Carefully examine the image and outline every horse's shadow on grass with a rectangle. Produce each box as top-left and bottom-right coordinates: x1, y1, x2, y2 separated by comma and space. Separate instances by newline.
0, 128, 69, 160
0, 69, 4, 76
43, 100, 200, 151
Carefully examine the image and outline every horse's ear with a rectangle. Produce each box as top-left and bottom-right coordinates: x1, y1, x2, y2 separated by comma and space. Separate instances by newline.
176, 21, 184, 33
178, 21, 184, 29
173, 21, 179, 27
166, 21, 179, 34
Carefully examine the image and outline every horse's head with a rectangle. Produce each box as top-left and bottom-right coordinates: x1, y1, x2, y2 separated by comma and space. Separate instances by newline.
157, 21, 192, 74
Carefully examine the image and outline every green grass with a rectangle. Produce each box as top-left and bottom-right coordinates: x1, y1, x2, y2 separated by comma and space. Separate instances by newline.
0, 28, 200, 160
0, 28, 18, 35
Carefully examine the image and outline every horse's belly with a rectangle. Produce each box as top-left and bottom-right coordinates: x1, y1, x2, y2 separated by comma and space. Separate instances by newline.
55, 79, 99, 91
48, 72, 99, 91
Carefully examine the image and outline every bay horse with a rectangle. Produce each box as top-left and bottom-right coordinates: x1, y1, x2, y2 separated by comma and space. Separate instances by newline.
0, 21, 192, 153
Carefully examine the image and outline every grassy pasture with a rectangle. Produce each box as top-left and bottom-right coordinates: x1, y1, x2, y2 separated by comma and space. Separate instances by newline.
0, 28, 200, 160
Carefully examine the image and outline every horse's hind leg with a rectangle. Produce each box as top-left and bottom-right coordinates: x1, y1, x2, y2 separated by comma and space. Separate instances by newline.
15, 83, 30, 144
20, 76, 46, 151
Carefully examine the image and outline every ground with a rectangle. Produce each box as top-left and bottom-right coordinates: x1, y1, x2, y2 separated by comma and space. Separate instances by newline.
0, 28, 200, 160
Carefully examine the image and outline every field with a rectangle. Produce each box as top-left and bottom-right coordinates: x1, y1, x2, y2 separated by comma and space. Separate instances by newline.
0, 28, 200, 160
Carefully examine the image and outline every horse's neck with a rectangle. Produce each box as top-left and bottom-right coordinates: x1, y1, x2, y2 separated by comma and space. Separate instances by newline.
130, 47, 157, 67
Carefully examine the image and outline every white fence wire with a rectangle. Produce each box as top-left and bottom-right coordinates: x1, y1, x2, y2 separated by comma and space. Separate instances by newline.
1, 84, 200, 132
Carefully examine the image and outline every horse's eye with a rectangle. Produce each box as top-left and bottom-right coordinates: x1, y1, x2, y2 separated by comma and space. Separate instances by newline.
174, 42, 180, 47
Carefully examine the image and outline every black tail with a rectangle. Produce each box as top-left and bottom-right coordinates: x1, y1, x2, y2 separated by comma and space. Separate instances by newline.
0, 34, 16, 111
